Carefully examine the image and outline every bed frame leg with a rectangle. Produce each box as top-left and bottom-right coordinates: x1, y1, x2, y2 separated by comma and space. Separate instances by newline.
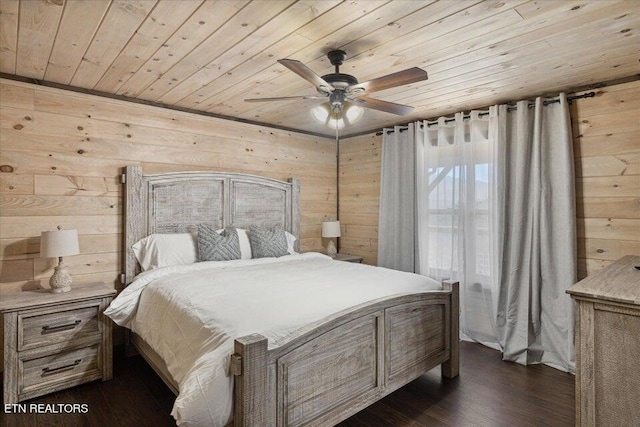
233, 334, 268, 427
441, 280, 460, 379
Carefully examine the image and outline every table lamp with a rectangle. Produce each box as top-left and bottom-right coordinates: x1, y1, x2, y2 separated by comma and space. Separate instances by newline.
322, 221, 341, 258
40, 226, 79, 293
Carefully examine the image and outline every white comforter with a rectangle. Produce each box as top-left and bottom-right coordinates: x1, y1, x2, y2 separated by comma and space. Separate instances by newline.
105, 252, 441, 426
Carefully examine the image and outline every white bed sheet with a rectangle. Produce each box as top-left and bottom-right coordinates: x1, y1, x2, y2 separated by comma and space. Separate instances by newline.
105, 252, 441, 426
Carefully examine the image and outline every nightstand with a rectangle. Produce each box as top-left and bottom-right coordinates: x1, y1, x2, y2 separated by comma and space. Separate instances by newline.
0, 282, 116, 405
333, 253, 363, 263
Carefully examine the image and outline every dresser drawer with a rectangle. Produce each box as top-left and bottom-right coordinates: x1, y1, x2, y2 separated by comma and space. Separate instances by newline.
18, 302, 101, 351
19, 344, 101, 398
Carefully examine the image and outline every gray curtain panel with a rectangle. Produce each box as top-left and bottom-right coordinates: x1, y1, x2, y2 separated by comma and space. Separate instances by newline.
378, 124, 416, 272
493, 94, 577, 373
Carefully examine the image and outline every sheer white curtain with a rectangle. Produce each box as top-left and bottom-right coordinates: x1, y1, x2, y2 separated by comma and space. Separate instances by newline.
415, 111, 500, 348
378, 124, 416, 272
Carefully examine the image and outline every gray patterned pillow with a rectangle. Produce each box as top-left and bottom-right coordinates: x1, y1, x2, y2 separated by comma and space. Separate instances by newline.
248, 225, 289, 258
197, 225, 241, 261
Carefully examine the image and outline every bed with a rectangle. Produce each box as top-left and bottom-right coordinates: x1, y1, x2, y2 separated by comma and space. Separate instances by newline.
112, 166, 459, 426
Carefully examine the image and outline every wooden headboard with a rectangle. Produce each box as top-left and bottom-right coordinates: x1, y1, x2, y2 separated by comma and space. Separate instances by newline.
122, 166, 300, 285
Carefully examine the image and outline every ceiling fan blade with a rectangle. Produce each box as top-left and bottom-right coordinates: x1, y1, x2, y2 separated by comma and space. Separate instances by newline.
244, 95, 325, 102
278, 59, 334, 93
352, 96, 415, 116
347, 67, 427, 96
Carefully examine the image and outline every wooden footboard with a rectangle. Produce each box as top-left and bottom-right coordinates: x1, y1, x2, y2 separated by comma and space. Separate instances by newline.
232, 281, 459, 426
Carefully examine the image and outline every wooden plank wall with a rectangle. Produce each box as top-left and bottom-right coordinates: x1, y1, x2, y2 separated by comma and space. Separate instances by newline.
0, 78, 336, 295
572, 80, 640, 279
339, 133, 381, 266
339, 80, 640, 278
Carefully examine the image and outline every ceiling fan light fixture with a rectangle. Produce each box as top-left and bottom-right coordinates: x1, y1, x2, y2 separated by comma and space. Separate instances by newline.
248, 51, 428, 126
312, 100, 363, 129
311, 103, 331, 123
344, 103, 364, 124
327, 118, 345, 130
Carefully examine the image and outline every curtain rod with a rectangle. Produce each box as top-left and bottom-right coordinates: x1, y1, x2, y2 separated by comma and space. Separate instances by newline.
376, 91, 596, 135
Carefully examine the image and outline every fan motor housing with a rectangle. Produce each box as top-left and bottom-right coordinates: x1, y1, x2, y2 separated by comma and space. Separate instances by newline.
321, 73, 359, 89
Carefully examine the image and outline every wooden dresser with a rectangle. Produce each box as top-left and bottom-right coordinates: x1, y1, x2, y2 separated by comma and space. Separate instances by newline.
1, 283, 115, 405
567, 255, 640, 426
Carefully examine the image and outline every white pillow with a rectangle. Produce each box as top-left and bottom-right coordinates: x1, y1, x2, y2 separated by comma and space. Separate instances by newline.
218, 228, 252, 259
132, 233, 197, 271
285, 231, 297, 254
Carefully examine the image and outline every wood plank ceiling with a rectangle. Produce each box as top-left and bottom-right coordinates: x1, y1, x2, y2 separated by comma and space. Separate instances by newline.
1, 0, 638, 137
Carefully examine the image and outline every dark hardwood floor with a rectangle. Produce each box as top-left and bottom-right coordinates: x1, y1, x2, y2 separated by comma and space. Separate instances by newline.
1, 342, 575, 426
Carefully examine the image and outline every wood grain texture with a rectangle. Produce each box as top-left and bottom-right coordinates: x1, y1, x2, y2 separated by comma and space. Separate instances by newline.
234, 334, 269, 427
593, 306, 640, 426
385, 302, 446, 388
99, 296, 113, 381
278, 313, 381, 427
3, 311, 18, 404
568, 257, 640, 426
15, 0, 64, 79
44, 0, 112, 85
0, 0, 19, 75
0, 78, 336, 295
567, 255, 640, 305
572, 81, 640, 279
339, 133, 381, 266
441, 280, 460, 379
20, 343, 101, 398
0, 282, 114, 404
124, 167, 300, 284
18, 302, 100, 351
2, 1, 638, 136
233, 289, 458, 427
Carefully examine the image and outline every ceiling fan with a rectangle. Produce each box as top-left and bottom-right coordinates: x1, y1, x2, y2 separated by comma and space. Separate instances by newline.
245, 50, 428, 128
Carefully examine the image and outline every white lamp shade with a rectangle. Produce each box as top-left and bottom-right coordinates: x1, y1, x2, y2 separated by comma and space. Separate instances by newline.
40, 229, 80, 258
322, 221, 341, 238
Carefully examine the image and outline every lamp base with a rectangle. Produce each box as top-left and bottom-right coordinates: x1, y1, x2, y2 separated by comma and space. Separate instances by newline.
49, 262, 72, 293
327, 240, 337, 259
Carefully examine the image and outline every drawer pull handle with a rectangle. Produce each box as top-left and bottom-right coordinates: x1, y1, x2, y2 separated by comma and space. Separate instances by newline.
42, 320, 81, 333
42, 359, 82, 374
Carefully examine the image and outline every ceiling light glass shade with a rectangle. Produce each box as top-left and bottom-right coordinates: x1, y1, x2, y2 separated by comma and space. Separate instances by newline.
311, 103, 330, 123
344, 103, 364, 124
327, 118, 345, 129
312, 100, 364, 129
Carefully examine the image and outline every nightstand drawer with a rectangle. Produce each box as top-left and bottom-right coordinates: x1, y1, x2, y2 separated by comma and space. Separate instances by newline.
20, 344, 101, 398
18, 302, 101, 351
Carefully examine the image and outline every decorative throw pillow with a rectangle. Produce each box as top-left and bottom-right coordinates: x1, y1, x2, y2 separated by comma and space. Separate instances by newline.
197, 225, 241, 261
220, 228, 252, 259
248, 225, 289, 258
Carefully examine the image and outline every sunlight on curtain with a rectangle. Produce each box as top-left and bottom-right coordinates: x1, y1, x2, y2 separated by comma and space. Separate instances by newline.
415, 111, 500, 349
